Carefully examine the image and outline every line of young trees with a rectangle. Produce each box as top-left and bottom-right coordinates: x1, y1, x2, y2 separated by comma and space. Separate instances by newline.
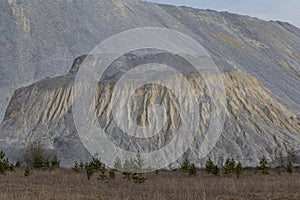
0, 143, 297, 182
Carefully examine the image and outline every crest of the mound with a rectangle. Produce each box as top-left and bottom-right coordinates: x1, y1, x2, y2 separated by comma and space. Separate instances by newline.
73, 27, 227, 172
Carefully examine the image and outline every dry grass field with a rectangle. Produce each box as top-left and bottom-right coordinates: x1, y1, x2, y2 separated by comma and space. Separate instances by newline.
0, 168, 299, 200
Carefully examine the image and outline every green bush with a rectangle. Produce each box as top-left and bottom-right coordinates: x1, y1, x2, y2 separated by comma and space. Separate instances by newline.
73, 161, 80, 173
50, 156, 60, 169
33, 154, 49, 169
256, 156, 269, 174
15, 161, 21, 168
223, 158, 236, 175
235, 162, 243, 178
85, 164, 95, 180
205, 158, 214, 174
0, 150, 15, 175
188, 163, 197, 176
24, 167, 32, 176
212, 165, 220, 176
179, 158, 197, 176
85, 156, 106, 180
109, 169, 116, 179
24, 142, 60, 170
180, 158, 191, 172
122, 152, 148, 183
287, 161, 293, 174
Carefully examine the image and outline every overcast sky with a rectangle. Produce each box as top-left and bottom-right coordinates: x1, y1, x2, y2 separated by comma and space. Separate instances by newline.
147, 0, 300, 28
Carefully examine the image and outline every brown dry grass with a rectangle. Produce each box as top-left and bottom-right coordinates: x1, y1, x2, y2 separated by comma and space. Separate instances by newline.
0, 168, 299, 200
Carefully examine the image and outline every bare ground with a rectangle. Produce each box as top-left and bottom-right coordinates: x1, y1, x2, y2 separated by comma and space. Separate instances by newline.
0, 168, 299, 200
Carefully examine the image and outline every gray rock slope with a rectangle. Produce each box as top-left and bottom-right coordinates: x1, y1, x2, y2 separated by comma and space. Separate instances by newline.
1, 53, 300, 167
0, 0, 300, 166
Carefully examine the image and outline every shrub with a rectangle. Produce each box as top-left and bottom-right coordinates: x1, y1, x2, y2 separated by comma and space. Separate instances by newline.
85, 156, 106, 180
24, 141, 59, 170
179, 158, 197, 176
212, 164, 220, 176
24, 167, 32, 176
73, 161, 80, 173
79, 162, 85, 169
50, 155, 60, 169
205, 158, 214, 174
85, 164, 95, 180
98, 168, 107, 181
235, 162, 243, 178
132, 173, 148, 183
180, 158, 191, 172
188, 163, 197, 176
256, 156, 269, 174
33, 154, 49, 169
15, 161, 21, 168
223, 158, 236, 175
122, 152, 148, 183
287, 161, 293, 174
109, 169, 116, 179
0, 150, 15, 175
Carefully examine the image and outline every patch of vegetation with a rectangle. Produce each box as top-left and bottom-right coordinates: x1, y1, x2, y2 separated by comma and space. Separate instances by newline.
205, 158, 219, 176
121, 152, 148, 183
180, 158, 197, 176
212, 164, 220, 176
287, 161, 293, 174
205, 158, 214, 174
235, 162, 243, 178
223, 158, 236, 175
15, 161, 21, 168
24, 142, 60, 170
0, 150, 15, 175
24, 166, 32, 176
222, 158, 243, 178
256, 156, 269, 174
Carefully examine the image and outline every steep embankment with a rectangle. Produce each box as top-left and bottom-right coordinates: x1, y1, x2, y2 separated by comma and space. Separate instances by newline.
1, 0, 300, 166
1, 0, 300, 122
1, 54, 299, 167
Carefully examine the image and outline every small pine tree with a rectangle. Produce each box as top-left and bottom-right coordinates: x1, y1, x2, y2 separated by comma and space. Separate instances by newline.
50, 155, 60, 170
33, 154, 48, 169
287, 161, 293, 174
109, 169, 116, 179
205, 158, 214, 174
0, 150, 15, 175
98, 168, 107, 181
223, 158, 236, 175
79, 162, 85, 170
15, 161, 21, 168
72, 161, 80, 173
180, 158, 191, 172
24, 167, 32, 176
256, 156, 269, 174
85, 164, 95, 180
188, 163, 197, 176
235, 162, 243, 178
212, 164, 220, 176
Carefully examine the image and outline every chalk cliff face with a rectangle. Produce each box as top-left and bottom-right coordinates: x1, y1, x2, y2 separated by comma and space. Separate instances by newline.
1, 0, 300, 166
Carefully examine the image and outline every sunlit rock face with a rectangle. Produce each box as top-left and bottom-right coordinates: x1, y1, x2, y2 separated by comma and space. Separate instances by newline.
1, 53, 299, 167
1, 0, 300, 167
